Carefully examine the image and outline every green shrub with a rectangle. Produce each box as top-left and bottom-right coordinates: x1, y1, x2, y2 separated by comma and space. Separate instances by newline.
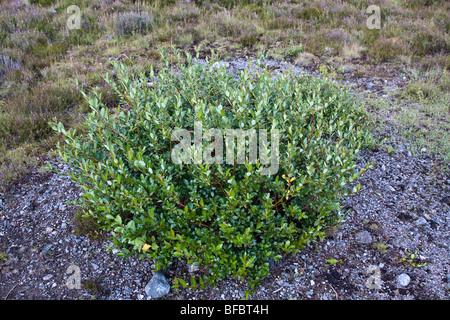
284, 44, 304, 58
51, 49, 371, 289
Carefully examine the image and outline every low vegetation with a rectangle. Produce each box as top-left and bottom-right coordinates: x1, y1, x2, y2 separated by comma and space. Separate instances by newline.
51, 50, 372, 288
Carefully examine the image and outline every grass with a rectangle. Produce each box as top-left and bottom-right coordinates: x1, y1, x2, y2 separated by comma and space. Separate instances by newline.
0, 0, 449, 189
365, 63, 449, 167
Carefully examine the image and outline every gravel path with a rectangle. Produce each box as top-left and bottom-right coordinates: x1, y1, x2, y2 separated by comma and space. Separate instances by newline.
0, 57, 448, 300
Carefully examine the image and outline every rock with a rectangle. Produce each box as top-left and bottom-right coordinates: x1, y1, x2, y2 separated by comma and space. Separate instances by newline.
396, 273, 411, 287
144, 271, 170, 299
187, 263, 199, 273
415, 217, 427, 226
42, 244, 52, 253
43, 274, 53, 281
355, 231, 373, 244
386, 185, 396, 192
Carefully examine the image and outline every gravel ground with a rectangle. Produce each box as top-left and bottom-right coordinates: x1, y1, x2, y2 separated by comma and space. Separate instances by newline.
0, 57, 448, 300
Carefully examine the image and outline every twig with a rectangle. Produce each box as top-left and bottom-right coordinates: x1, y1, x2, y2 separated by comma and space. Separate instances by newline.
4, 283, 19, 300
272, 286, 283, 294
329, 283, 339, 300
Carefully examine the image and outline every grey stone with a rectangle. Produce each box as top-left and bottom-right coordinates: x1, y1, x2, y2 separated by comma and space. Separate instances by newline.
415, 217, 427, 226
145, 271, 170, 299
387, 185, 396, 192
355, 231, 373, 244
187, 263, 199, 273
42, 244, 52, 253
43, 274, 53, 281
396, 273, 411, 287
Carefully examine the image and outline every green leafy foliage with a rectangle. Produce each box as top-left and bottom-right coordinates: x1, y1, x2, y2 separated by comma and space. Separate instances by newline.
51, 49, 371, 289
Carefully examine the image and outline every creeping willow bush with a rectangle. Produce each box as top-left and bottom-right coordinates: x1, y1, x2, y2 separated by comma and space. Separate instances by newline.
51, 49, 371, 290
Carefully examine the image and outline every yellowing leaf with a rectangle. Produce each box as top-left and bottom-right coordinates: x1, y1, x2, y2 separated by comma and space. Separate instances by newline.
142, 243, 151, 251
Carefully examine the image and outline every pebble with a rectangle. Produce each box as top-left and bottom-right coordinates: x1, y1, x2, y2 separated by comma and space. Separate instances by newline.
187, 263, 199, 273
396, 273, 411, 287
43, 274, 53, 281
415, 217, 427, 226
355, 231, 373, 244
42, 244, 52, 253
